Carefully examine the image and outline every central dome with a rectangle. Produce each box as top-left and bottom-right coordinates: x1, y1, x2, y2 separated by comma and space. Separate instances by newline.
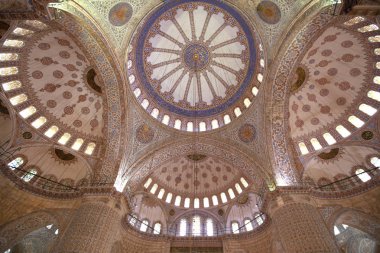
127, 0, 264, 131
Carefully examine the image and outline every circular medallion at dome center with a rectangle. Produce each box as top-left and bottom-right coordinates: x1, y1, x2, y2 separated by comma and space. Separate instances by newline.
128, 0, 261, 129
184, 44, 210, 71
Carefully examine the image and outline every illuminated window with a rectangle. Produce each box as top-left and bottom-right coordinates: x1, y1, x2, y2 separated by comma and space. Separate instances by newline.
231, 222, 239, 234
58, 133, 71, 144
206, 218, 214, 236
212, 195, 218, 206
323, 133, 336, 145
224, 114, 231, 124
344, 16, 365, 26
240, 177, 249, 188
4, 249, 10, 253
374, 76, 380, 85
174, 196, 181, 206
71, 138, 84, 151
310, 138, 322, 151
235, 183, 242, 194
199, 121, 206, 132
44, 126, 59, 138
0, 67, 18, 76
192, 216, 201, 236
184, 197, 190, 208
256, 214, 264, 225
129, 74, 135, 84
228, 188, 235, 199
166, 192, 173, 203
336, 125, 351, 138
141, 99, 149, 109
13, 27, 33, 36
187, 121, 194, 132
10, 94, 28, 106
368, 90, 380, 102
234, 107, 242, 117
7, 157, 24, 170
203, 197, 209, 208
244, 219, 253, 231
3, 39, 24, 48
153, 222, 161, 234
150, 183, 158, 194
179, 219, 187, 236
2, 80, 21, 91
220, 192, 227, 203
359, 104, 377, 116
31, 116, 47, 129
348, 115, 364, 128
376, 62, 380, 70
46, 224, 53, 229
174, 119, 181, 129
84, 142, 96, 155
358, 24, 379, 33
157, 189, 165, 199
140, 219, 149, 232
211, 119, 219, 129
21, 169, 37, 182
127, 60, 132, 69
0, 53, 18, 61
19, 106, 36, 118
129, 215, 137, 226
194, 198, 199, 208
298, 142, 309, 155
244, 98, 251, 108
162, 115, 170, 125
24, 20, 48, 29
257, 73, 263, 82
252, 87, 259, 96
368, 35, 380, 43
370, 157, 380, 167
334, 226, 340, 235
375, 48, 380, 55
151, 108, 159, 118
54, 229, 59, 235
133, 88, 141, 97
355, 168, 371, 182
260, 59, 265, 68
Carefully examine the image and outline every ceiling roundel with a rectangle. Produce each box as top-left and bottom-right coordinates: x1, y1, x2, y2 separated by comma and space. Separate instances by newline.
127, 0, 263, 131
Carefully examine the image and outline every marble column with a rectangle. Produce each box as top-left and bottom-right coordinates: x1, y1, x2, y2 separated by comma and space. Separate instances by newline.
54, 196, 122, 253
269, 193, 340, 253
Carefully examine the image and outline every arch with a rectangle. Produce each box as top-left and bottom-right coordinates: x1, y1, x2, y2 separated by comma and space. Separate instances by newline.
0, 211, 58, 251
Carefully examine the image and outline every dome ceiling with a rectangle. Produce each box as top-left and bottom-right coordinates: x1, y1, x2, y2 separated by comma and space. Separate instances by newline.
127, 0, 264, 131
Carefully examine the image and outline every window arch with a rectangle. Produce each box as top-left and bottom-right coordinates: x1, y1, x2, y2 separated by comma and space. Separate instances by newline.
8, 157, 24, 170
140, 219, 149, 232
203, 197, 210, 208
21, 168, 37, 182
355, 168, 371, 182
244, 218, 253, 232
153, 222, 162, 234
231, 221, 240, 234
212, 195, 218, 206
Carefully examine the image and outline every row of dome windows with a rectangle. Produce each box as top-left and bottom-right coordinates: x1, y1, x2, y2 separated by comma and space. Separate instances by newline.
128, 56, 263, 132
297, 17, 380, 155
7, 157, 37, 182
143, 177, 249, 208
0, 24, 96, 156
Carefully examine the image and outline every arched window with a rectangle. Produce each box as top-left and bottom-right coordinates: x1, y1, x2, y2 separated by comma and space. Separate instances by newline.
58, 133, 71, 145
211, 119, 219, 129
140, 219, 149, 232
144, 178, 152, 188
220, 192, 227, 203
355, 168, 371, 182
174, 196, 181, 206
336, 125, 351, 138
252, 87, 259, 96
162, 115, 170, 125
166, 192, 173, 203
228, 188, 235, 199
206, 218, 214, 236
212, 195, 218, 206
174, 119, 181, 129
8, 157, 24, 170
199, 121, 206, 132
298, 142, 309, 155
240, 177, 249, 188
179, 219, 187, 236
255, 214, 264, 225
235, 183, 242, 194
151, 108, 159, 119
184, 197, 190, 208
194, 198, 199, 209
234, 107, 242, 117
244, 218, 253, 232
224, 115, 231, 124
150, 183, 158, 194
231, 222, 239, 234
192, 216, 201, 236
323, 133, 336, 145
187, 121, 194, 132
370, 157, 380, 168
153, 222, 161, 234
334, 225, 340, 235
22, 168, 37, 182
348, 115, 364, 128
157, 188, 165, 199
129, 214, 138, 226
310, 138, 322, 150
203, 197, 210, 208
